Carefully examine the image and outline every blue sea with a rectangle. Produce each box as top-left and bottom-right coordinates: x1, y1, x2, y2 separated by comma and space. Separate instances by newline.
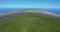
0, 8, 60, 15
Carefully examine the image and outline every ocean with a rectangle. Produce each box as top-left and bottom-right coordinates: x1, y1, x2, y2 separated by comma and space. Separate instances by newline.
0, 8, 60, 15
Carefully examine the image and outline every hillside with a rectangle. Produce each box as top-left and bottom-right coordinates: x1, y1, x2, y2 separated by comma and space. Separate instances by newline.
0, 13, 60, 32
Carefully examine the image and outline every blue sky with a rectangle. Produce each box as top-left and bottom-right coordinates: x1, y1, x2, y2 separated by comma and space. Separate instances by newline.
0, 0, 60, 8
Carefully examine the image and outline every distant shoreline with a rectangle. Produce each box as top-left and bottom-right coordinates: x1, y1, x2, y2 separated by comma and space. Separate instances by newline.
0, 9, 60, 18
0, 8, 60, 15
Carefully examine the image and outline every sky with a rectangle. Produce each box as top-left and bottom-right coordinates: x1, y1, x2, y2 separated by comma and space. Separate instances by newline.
0, 0, 60, 8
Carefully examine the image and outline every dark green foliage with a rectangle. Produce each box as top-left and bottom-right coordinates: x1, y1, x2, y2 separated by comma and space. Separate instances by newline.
0, 13, 60, 32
